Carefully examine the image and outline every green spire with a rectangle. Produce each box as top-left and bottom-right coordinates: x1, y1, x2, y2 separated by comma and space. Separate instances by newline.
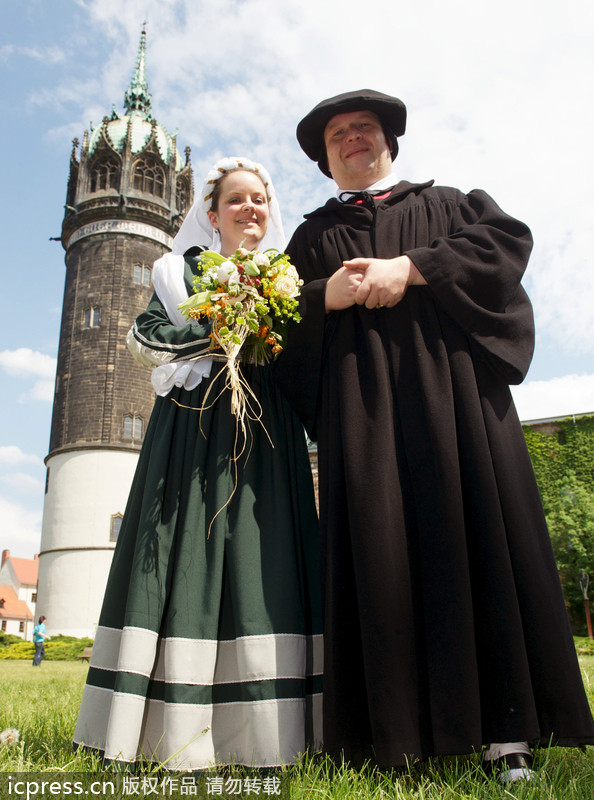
124, 23, 152, 118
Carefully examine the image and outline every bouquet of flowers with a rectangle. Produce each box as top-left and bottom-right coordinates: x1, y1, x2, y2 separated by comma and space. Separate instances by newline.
177, 247, 302, 445
178, 246, 302, 365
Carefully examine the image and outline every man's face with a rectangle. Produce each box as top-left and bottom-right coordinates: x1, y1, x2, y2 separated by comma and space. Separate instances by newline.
323, 110, 393, 189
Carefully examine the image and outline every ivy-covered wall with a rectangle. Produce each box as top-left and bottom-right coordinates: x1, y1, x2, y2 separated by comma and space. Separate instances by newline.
524, 414, 594, 633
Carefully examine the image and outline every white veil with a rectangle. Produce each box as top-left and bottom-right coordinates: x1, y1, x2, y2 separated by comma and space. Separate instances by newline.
142, 157, 286, 396
172, 156, 285, 255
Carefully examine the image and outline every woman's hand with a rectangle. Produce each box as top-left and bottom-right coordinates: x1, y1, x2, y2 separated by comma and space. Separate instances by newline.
325, 266, 366, 312
343, 255, 426, 309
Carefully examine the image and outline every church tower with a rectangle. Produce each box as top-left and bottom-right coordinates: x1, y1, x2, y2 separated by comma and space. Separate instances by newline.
37, 27, 193, 636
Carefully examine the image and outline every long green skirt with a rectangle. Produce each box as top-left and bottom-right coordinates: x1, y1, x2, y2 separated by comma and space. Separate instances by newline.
74, 362, 323, 769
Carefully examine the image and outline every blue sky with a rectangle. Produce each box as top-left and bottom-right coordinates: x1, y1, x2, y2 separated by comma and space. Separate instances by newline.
1, 0, 593, 558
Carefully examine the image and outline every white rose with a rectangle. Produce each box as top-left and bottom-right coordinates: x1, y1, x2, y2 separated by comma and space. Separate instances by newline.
253, 252, 270, 268
217, 261, 240, 285
273, 275, 299, 298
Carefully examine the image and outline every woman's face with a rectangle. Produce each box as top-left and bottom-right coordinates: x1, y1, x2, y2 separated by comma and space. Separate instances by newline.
207, 170, 269, 255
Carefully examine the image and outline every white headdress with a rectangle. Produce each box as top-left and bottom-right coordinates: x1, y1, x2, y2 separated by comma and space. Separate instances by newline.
140, 157, 286, 397
171, 156, 286, 255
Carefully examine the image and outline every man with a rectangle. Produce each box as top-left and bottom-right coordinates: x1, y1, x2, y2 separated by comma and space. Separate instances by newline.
275, 89, 594, 780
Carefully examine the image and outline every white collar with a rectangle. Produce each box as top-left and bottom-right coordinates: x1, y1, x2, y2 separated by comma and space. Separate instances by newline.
336, 172, 399, 201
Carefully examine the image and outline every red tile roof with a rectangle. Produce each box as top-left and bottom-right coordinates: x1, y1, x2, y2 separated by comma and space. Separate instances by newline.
0, 585, 34, 620
9, 557, 38, 587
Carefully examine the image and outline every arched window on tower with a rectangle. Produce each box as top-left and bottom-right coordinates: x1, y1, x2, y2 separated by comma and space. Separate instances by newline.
83, 307, 101, 328
90, 158, 120, 192
176, 177, 189, 215
123, 414, 143, 441
110, 513, 123, 543
133, 263, 152, 287
132, 157, 165, 198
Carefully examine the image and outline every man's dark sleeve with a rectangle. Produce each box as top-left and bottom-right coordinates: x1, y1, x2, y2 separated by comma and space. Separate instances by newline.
406, 189, 535, 384
274, 231, 328, 439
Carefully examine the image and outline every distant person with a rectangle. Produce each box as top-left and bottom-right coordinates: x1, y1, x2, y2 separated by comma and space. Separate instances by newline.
32, 615, 49, 666
276, 89, 594, 782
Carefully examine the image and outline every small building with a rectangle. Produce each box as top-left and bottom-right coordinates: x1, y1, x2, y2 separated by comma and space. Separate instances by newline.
0, 550, 39, 640
0, 586, 34, 639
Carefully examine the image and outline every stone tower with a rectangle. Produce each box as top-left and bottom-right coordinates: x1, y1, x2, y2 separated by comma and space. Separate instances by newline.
37, 27, 193, 636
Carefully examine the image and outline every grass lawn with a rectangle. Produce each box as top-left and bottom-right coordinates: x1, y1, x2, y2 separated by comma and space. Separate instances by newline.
0, 657, 593, 798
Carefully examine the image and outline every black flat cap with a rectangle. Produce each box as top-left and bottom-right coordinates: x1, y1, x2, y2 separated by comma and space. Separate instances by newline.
296, 89, 407, 176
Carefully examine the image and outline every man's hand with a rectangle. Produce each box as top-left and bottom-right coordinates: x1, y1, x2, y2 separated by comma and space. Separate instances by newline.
343, 255, 426, 309
325, 266, 366, 312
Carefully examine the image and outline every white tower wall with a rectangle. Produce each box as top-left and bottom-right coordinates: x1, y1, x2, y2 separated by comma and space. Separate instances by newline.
37, 448, 139, 637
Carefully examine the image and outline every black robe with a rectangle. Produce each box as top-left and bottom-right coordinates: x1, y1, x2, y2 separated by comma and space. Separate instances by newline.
275, 180, 594, 767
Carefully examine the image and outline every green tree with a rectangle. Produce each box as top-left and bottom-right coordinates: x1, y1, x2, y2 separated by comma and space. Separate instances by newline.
523, 415, 594, 632
545, 472, 594, 631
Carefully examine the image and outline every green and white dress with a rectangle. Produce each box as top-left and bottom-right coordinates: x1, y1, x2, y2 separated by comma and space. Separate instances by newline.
73, 252, 323, 770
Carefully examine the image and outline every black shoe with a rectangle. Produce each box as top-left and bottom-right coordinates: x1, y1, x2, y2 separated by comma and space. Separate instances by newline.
482, 752, 537, 784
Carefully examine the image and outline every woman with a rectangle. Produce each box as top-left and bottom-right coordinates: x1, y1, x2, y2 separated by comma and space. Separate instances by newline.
73, 157, 322, 770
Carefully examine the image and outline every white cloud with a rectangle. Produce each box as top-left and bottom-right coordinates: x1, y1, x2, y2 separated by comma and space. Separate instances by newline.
28, 380, 55, 404
0, 447, 43, 468
0, 44, 65, 64
0, 349, 56, 379
0, 495, 42, 557
511, 374, 594, 422
1, 473, 45, 494
0, 349, 56, 403
28, 81, 107, 114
